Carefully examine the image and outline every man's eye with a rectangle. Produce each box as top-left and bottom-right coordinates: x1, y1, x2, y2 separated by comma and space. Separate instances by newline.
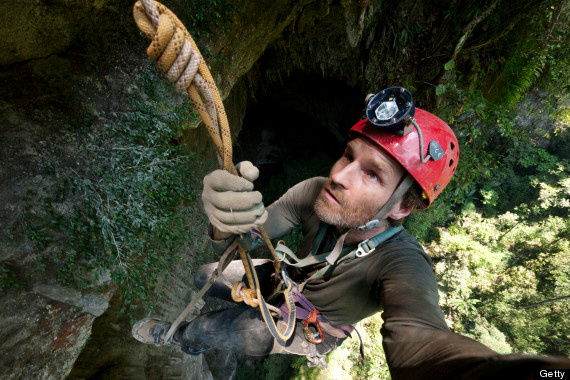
368, 172, 379, 181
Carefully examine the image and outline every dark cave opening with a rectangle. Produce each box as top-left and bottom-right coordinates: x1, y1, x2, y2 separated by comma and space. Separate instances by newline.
234, 73, 364, 203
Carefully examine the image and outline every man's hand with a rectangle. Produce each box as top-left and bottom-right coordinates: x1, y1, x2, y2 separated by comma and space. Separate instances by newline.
202, 161, 268, 238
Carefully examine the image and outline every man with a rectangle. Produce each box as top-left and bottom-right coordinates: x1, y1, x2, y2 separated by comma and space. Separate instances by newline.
133, 89, 569, 378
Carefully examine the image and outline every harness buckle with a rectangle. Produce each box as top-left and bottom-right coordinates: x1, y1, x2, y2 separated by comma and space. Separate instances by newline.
275, 240, 289, 262
356, 239, 372, 257
303, 310, 324, 344
306, 353, 327, 369
356, 219, 381, 231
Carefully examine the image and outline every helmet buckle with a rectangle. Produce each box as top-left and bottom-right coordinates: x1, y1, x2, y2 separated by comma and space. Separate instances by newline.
356, 219, 382, 231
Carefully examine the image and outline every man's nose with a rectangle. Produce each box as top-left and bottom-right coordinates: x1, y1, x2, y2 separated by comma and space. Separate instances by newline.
331, 162, 358, 190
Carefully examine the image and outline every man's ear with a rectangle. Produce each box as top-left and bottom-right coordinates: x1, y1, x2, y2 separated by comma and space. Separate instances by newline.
386, 200, 412, 220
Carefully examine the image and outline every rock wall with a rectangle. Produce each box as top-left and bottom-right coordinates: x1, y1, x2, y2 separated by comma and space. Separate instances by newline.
0, 0, 112, 65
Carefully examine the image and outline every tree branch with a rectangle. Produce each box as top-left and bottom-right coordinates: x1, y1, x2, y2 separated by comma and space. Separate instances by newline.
519, 295, 570, 310
451, 0, 502, 62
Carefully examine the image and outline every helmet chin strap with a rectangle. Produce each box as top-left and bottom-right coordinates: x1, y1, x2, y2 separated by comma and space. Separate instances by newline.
326, 174, 415, 266
356, 174, 415, 231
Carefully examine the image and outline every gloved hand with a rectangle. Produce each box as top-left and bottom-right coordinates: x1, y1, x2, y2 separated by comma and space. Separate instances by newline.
202, 161, 268, 235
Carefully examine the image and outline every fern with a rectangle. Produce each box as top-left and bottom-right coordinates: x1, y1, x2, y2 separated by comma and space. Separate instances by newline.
487, 52, 546, 106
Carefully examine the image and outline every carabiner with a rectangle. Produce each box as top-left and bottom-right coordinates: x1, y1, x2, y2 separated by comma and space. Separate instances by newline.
303, 309, 324, 344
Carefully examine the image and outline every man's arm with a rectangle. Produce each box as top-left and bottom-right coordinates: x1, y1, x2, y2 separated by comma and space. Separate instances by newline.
376, 245, 570, 379
261, 177, 326, 239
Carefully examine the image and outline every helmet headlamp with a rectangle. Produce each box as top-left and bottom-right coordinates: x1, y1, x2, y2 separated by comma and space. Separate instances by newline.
365, 87, 444, 163
366, 87, 415, 134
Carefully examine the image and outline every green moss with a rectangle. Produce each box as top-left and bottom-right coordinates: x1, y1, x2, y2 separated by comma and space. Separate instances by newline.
23, 66, 211, 320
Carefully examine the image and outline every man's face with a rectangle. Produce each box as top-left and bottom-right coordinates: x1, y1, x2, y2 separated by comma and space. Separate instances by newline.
314, 137, 408, 229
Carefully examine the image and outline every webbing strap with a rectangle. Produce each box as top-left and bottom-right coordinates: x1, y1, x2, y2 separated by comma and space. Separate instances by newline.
357, 174, 415, 231
326, 229, 349, 265
275, 223, 330, 266
275, 242, 351, 268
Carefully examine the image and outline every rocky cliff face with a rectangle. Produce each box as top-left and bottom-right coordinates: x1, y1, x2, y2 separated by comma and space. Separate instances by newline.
0, 0, 543, 378
0, 0, 380, 374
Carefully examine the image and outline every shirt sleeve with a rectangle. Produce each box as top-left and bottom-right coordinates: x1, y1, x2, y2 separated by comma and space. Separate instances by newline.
375, 241, 570, 379
262, 177, 326, 239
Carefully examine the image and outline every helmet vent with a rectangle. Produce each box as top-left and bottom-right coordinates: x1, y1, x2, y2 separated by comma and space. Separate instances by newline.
450, 142, 456, 150
449, 159, 454, 167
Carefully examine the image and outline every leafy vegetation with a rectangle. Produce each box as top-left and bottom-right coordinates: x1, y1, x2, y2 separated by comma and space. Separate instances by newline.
15, 67, 212, 319
407, 0, 570, 366
183, 0, 238, 37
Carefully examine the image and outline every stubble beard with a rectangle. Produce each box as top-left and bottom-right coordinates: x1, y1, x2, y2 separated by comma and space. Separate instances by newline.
313, 180, 377, 229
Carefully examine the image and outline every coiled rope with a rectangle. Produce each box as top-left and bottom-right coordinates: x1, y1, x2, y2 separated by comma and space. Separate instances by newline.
133, 0, 293, 345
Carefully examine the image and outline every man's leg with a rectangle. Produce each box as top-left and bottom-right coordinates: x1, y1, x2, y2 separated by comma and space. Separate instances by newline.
134, 259, 346, 358
176, 258, 280, 355
175, 301, 347, 357
175, 304, 277, 356
193, 259, 275, 302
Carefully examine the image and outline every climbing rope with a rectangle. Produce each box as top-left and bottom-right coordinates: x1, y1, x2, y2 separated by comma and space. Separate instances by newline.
231, 281, 282, 317
133, 0, 294, 346
133, 0, 231, 168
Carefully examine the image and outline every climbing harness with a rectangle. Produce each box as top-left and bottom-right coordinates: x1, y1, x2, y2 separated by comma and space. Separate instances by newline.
272, 225, 404, 367
133, 0, 296, 347
276, 277, 356, 369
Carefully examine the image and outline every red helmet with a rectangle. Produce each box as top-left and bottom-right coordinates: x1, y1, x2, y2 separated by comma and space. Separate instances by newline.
350, 108, 459, 206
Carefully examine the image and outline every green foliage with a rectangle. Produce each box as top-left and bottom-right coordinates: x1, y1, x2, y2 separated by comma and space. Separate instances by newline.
405, 200, 452, 242
392, 21, 421, 52
24, 66, 209, 319
484, 2, 570, 106
236, 355, 296, 380
183, 0, 238, 37
0, 262, 20, 291
444, 60, 455, 71
421, 11, 570, 355
432, 209, 569, 356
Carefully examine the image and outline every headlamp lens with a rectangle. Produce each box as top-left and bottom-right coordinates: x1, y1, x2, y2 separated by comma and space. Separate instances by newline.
366, 87, 414, 132
375, 98, 399, 120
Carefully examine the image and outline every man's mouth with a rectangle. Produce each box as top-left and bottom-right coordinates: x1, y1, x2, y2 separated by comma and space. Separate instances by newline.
324, 188, 341, 206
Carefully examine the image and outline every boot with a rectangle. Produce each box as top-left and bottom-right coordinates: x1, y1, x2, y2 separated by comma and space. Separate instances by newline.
131, 318, 205, 355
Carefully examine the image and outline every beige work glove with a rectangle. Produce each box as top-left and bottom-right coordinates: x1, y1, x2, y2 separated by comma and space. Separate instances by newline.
202, 161, 268, 235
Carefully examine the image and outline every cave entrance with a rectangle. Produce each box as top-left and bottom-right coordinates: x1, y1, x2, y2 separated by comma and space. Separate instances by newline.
234, 72, 363, 204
